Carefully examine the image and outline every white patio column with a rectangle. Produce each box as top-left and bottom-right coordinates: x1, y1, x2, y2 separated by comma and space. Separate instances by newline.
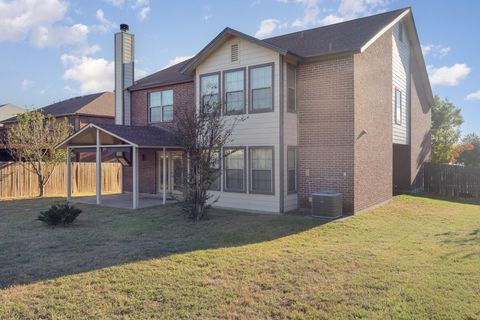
132, 146, 139, 209
162, 147, 166, 205
66, 146, 72, 201
96, 129, 101, 205
187, 152, 190, 175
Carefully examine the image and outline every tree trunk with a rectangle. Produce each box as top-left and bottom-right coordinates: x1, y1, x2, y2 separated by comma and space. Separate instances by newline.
38, 175, 44, 197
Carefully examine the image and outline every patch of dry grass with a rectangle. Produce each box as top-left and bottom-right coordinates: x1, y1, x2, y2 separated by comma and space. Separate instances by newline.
0, 196, 479, 319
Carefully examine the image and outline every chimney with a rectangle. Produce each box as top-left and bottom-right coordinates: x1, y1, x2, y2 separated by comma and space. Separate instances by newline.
114, 24, 134, 125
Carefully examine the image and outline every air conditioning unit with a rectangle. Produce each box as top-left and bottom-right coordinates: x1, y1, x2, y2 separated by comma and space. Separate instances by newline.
311, 191, 343, 218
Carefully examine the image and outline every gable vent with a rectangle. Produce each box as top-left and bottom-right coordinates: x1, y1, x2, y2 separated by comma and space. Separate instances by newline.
231, 44, 239, 62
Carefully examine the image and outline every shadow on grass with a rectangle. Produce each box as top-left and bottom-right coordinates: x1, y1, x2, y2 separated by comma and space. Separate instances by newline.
0, 197, 327, 289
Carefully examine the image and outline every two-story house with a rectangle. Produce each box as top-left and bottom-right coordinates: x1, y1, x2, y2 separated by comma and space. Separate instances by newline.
59, 7, 432, 214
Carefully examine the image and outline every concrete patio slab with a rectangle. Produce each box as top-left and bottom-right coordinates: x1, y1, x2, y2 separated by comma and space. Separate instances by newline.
71, 193, 177, 209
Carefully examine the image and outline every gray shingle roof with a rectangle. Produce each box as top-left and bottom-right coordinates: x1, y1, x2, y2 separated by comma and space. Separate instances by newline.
263, 8, 407, 58
96, 124, 178, 147
127, 8, 408, 91
128, 58, 194, 91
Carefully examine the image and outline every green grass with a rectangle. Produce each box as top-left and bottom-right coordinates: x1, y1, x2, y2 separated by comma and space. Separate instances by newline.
0, 196, 479, 319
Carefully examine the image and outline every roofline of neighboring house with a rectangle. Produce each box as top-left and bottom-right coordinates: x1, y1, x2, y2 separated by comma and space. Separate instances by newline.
128, 79, 193, 92
0, 112, 114, 125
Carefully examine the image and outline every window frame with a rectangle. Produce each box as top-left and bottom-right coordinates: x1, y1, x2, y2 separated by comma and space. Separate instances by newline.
223, 147, 247, 193
287, 63, 297, 113
248, 146, 275, 195
287, 146, 298, 194
199, 72, 221, 113
148, 89, 173, 124
248, 62, 275, 114
395, 88, 403, 125
222, 67, 246, 115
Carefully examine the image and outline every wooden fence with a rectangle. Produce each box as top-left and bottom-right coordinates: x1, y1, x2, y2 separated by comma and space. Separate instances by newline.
0, 162, 122, 199
424, 162, 480, 198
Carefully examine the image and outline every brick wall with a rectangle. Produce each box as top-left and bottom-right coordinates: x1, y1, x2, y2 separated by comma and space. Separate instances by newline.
296, 56, 355, 212
78, 115, 114, 129
353, 30, 393, 212
130, 82, 194, 129
123, 148, 157, 194
410, 53, 432, 191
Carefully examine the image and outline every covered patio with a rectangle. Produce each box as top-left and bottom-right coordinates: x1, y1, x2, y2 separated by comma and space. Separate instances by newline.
57, 123, 185, 209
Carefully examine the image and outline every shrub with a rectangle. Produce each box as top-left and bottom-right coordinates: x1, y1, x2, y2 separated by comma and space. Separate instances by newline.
38, 202, 82, 226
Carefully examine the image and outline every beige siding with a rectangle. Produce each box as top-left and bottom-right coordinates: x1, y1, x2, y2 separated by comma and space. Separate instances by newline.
392, 21, 410, 145
196, 36, 282, 213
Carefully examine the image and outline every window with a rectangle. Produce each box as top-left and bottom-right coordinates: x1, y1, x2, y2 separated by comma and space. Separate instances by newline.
224, 148, 245, 192
287, 147, 297, 193
398, 22, 403, 42
209, 149, 221, 191
224, 69, 245, 114
149, 90, 173, 123
250, 147, 274, 194
287, 64, 296, 112
395, 88, 402, 125
200, 73, 220, 112
249, 64, 273, 112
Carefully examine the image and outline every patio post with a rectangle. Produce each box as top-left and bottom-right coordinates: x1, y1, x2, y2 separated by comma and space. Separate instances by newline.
162, 147, 166, 205
132, 146, 139, 209
96, 129, 101, 205
66, 146, 72, 201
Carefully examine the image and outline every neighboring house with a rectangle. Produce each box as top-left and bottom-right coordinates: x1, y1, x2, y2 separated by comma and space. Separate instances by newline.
59, 7, 432, 213
0, 104, 25, 161
1, 92, 114, 161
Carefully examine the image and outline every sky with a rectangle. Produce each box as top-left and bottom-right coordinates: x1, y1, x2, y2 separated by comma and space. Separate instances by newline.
0, 0, 478, 135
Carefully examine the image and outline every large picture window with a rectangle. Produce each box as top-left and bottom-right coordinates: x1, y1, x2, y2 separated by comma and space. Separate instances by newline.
250, 147, 274, 194
224, 148, 245, 192
200, 73, 220, 112
149, 90, 173, 123
249, 64, 273, 112
395, 88, 402, 125
287, 147, 297, 193
287, 64, 296, 112
224, 69, 245, 114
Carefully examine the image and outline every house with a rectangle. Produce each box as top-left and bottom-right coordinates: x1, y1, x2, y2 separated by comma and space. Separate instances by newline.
0, 103, 25, 161
1, 92, 114, 162
59, 7, 432, 213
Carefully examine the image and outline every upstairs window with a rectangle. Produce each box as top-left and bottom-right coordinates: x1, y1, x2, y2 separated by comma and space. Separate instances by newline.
395, 88, 403, 125
224, 69, 245, 114
287, 64, 296, 112
149, 90, 173, 123
200, 73, 220, 112
249, 64, 273, 113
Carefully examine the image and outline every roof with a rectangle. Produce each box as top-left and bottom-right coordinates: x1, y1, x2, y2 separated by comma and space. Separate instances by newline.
1, 92, 114, 124
133, 8, 410, 89
0, 104, 24, 123
95, 124, 177, 147
57, 123, 178, 149
128, 58, 194, 91
263, 8, 408, 58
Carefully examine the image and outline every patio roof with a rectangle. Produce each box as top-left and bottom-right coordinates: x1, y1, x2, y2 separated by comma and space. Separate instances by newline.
57, 123, 180, 149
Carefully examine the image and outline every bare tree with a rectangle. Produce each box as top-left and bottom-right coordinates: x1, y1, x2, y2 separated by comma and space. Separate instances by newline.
1, 110, 73, 196
173, 98, 244, 221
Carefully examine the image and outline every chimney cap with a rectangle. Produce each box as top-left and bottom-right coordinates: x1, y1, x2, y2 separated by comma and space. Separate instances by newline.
120, 24, 129, 32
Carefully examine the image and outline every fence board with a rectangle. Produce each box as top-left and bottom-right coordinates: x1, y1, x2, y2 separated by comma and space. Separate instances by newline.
424, 162, 480, 198
0, 162, 122, 199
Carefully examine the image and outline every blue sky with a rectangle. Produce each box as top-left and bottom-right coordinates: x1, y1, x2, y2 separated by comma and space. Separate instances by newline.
0, 0, 478, 135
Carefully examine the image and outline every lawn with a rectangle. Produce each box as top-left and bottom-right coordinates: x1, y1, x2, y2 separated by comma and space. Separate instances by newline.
0, 196, 479, 319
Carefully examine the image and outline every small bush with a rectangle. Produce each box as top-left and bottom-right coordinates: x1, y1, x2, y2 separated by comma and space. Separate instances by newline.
38, 202, 82, 226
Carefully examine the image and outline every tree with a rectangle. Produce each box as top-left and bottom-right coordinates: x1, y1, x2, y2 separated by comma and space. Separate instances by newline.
431, 95, 464, 163
172, 99, 243, 221
2, 111, 73, 196
456, 133, 480, 167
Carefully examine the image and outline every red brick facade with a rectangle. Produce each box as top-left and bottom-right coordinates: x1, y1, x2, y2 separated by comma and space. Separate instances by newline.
122, 82, 194, 193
